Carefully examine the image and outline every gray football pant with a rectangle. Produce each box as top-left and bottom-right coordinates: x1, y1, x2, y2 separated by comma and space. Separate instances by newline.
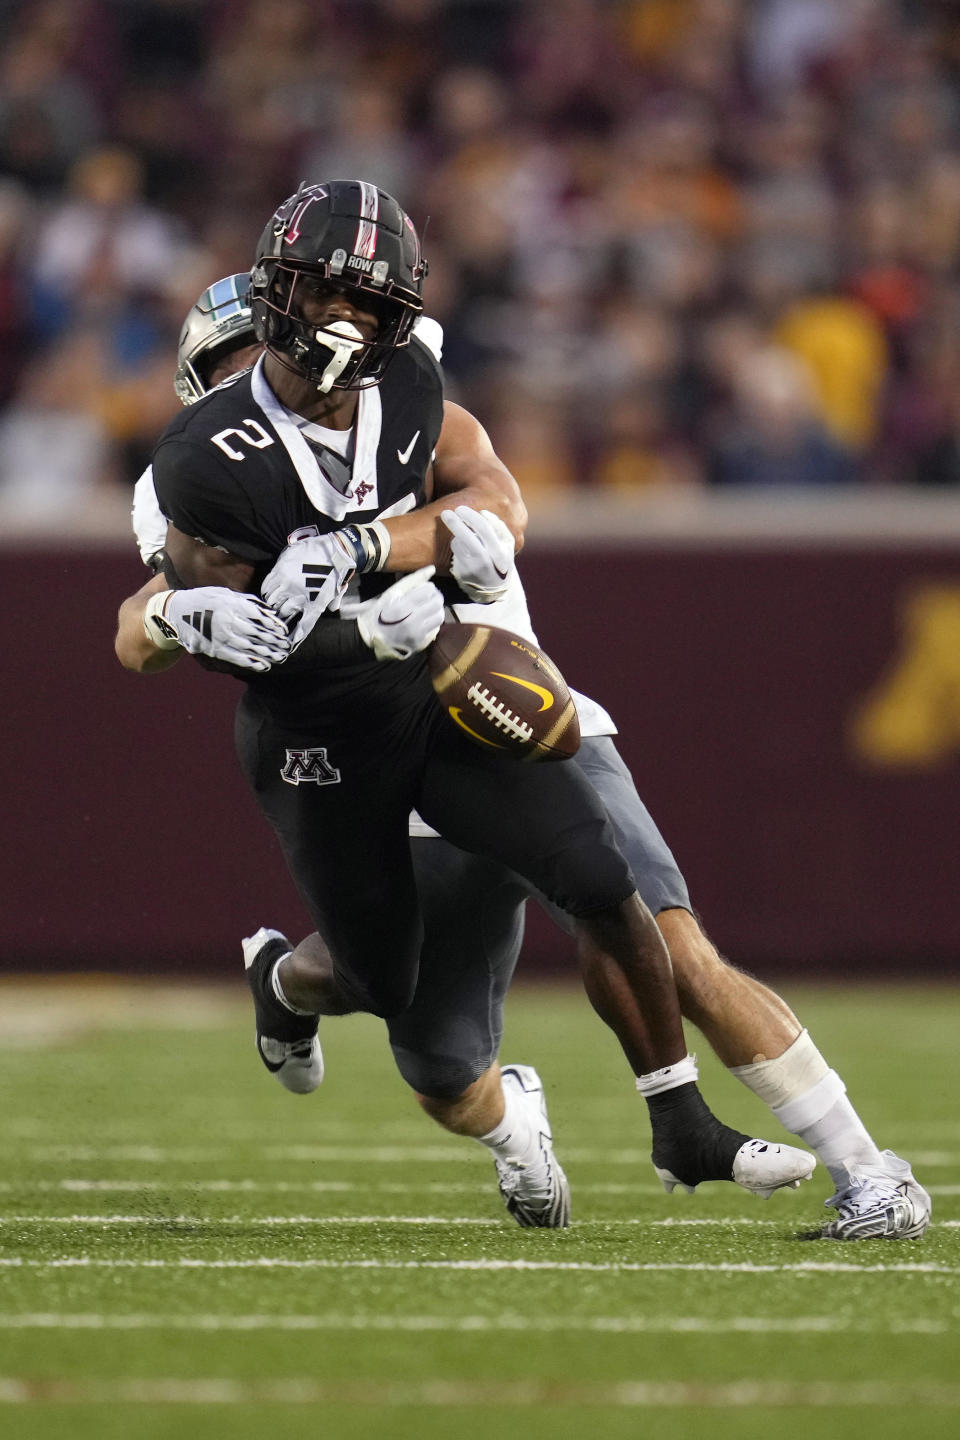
388, 735, 691, 1097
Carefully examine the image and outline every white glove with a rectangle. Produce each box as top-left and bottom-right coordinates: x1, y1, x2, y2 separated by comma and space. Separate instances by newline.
261, 532, 357, 623
441, 505, 515, 603
146, 587, 290, 671
356, 567, 444, 661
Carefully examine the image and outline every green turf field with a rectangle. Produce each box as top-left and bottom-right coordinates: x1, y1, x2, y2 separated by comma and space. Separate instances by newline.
0, 979, 957, 1440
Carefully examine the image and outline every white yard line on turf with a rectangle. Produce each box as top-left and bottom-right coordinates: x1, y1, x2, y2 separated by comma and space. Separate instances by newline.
0, 1377, 958, 1406
0, 1213, 954, 1230
1, 1178, 958, 1197
0, 1180, 667, 1196
17, 1145, 960, 1165
0, 1214, 504, 1226
0, 1312, 950, 1335
0, 1216, 762, 1227
0, 1257, 955, 1273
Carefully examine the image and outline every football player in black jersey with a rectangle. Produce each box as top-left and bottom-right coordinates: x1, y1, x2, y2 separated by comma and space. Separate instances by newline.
116, 183, 928, 1239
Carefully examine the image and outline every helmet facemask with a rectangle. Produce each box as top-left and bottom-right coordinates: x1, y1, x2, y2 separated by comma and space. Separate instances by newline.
252, 259, 420, 392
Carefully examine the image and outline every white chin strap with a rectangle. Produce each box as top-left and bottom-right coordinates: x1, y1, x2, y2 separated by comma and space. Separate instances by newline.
315, 320, 364, 393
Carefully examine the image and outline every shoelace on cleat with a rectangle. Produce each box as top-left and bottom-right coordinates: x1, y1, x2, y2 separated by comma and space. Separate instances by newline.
497, 1155, 554, 1207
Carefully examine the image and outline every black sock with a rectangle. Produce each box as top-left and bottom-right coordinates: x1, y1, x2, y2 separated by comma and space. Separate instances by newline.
248, 939, 318, 1041
647, 1082, 750, 1185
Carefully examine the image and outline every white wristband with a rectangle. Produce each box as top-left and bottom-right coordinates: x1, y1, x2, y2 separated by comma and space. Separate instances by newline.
366, 519, 391, 571
142, 589, 180, 650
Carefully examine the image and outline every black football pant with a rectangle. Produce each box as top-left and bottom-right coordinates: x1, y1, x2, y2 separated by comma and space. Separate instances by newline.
235, 679, 635, 1018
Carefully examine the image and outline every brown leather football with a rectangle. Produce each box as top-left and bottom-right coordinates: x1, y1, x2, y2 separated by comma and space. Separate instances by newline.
428, 622, 581, 761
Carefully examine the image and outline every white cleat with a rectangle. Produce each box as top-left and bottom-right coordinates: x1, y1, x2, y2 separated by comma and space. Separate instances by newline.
731, 1138, 817, 1198
255, 1033, 324, 1095
241, 926, 290, 972
655, 1138, 816, 1198
242, 926, 323, 1095
494, 1065, 571, 1228
821, 1150, 931, 1241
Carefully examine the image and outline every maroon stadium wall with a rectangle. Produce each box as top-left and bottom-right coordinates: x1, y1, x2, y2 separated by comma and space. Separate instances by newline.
5, 538, 960, 980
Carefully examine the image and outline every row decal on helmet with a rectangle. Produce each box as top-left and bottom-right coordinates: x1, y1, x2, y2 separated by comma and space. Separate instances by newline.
354, 181, 380, 261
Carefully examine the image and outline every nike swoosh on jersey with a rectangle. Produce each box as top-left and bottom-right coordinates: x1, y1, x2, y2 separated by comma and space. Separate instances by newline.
397, 431, 421, 464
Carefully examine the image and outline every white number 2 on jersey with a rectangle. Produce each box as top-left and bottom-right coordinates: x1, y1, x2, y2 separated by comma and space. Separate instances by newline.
211, 419, 275, 461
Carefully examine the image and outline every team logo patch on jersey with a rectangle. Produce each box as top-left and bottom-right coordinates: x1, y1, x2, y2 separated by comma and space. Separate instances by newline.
281, 747, 342, 786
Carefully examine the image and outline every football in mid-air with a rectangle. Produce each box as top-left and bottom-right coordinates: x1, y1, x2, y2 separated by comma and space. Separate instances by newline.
428, 623, 581, 761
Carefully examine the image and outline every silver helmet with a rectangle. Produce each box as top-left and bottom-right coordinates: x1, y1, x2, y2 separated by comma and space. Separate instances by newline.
173, 273, 257, 405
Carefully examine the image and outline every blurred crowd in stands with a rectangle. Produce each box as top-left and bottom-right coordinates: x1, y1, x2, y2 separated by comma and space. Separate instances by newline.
3, 0, 960, 524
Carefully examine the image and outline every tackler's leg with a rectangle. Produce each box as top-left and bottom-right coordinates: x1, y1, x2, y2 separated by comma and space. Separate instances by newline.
419, 731, 812, 1199
574, 895, 814, 1198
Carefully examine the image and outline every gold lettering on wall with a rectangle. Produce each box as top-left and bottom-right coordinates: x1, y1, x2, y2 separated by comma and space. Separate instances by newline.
851, 584, 960, 766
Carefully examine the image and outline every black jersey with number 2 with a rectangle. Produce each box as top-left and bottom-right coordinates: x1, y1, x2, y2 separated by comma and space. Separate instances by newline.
153, 341, 442, 564
151, 340, 444, 721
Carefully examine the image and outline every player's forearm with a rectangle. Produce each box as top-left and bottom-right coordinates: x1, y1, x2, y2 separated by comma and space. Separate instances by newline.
397, 399, 526, 575
382, 469, 527, 574
115, 580, 183, 673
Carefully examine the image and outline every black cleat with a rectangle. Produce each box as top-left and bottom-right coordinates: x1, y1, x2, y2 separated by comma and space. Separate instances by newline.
649, 1083, 815, 1198
242, 927, 323, 1094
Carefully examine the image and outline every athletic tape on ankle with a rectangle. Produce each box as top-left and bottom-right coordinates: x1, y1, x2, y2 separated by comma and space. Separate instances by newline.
270, 956, 314, 1017
771, 1067, 847, 1133
635, 1053, 699, 1096
730, 1028, 830, 1111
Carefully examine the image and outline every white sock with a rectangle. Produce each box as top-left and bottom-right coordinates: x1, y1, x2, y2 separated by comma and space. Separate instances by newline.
774, 1074, 882, 1189
634, 1053, 699, 1096
732, 1031, 882, 1188
477, 1081, 539, 1167
270, 957, 316, 1017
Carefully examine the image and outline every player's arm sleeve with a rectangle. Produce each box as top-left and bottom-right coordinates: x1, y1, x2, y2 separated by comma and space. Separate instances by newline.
131, 465, 168, 571
151, 438, 276, 564
411, 316, 444, 364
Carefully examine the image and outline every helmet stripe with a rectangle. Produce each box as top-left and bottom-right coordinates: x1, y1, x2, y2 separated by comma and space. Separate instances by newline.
354, 181, 380, 260
207, 275, 247, 315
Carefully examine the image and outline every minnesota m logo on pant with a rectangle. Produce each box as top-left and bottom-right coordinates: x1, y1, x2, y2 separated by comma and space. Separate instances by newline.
281, 747, 341, 786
